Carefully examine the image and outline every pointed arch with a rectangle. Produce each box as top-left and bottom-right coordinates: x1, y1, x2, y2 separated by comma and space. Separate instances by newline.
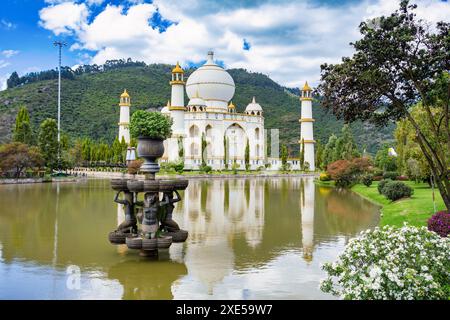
189, 124, 199, 137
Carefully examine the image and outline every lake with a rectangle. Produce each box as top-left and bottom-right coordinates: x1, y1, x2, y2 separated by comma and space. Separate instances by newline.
0, 177, 379, 299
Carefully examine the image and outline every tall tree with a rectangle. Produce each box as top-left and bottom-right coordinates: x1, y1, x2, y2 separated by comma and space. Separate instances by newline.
323, 134, 338, 167
299, 138, 305, 170
112, 137, 121, 163
38, 119, 59, 171
245, 139, 250, 171
318, 1, 450, 210
281, 144, 288, 171
201, 133, 207, 167
13, 106, 33, 145
224, 136, 229, 170
315, 139, 324, 170
177, 136, 184, 160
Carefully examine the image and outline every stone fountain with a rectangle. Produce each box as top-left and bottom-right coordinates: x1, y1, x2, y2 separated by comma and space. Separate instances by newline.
108, 137, 188, 257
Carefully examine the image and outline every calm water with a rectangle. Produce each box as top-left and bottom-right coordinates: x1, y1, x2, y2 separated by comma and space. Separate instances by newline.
0, 177, 379, 300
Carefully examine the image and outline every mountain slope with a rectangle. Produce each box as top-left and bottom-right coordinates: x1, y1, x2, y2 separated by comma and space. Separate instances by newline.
0, 64, 393, 155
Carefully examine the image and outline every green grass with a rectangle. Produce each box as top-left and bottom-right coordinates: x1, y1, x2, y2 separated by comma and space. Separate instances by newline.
352, 181, 446, 227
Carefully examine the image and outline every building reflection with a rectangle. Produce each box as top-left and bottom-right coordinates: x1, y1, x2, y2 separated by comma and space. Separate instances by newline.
175, 179, 265, 293
300, 178, 315, 262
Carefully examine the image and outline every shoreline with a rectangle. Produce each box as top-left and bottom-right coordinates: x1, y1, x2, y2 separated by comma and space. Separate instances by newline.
68, 170, 319, 180
0, 177, 84, 185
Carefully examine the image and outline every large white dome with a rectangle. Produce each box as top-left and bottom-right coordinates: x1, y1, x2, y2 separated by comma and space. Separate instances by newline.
186, 51, 235, 111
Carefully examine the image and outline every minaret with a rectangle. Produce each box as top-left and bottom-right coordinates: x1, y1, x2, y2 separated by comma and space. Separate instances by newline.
169, 62, 186, 137
299, 82, 315, 171
118, 89, 131, 144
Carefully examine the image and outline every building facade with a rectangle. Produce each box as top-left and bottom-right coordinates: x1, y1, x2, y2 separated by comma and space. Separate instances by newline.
117, 51, 315, 171
162, 51, 266, 170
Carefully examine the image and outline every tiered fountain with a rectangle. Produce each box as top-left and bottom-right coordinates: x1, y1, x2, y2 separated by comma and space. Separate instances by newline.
108, 135, 188, 257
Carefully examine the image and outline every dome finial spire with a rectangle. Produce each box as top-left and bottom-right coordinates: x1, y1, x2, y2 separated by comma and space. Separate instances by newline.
206, 51, 214, 65
252, 96, 256, 103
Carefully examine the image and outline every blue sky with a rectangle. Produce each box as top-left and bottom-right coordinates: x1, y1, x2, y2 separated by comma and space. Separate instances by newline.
0, 0, 448, 89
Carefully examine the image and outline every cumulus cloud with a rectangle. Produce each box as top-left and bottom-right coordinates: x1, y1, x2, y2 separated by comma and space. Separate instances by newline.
39, 2, 89, 35
2, 50, 20, 58
38, 0, 450, 87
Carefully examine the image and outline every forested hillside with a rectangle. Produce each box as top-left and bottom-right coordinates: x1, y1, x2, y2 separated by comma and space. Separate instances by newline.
0, 62, 394, 155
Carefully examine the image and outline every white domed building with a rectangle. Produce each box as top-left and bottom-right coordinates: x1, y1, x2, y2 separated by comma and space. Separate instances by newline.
162, 51, 266, 170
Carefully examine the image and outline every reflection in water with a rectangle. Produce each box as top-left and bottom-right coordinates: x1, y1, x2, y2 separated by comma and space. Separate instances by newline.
0, 178, 379, 299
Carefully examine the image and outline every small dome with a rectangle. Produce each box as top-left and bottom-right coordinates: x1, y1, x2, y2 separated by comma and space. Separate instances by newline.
228, 101, 235, 109
172, 62, 184, 74
302, 81, 312, 92
245, 97, 263, 113
120, 89, 130, 98
188, 97, 206, 106
188, 90, 206, 106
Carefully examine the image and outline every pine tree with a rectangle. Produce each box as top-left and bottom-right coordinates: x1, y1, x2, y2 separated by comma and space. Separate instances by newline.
178, 136, 184, 159
13, 106, 33, 145
316, 140, 324, 170
323, 134, 337, 167
38, 118, 58, 171
201, 133, 207, 167
281, 144, 288, 171
245, 139, 250, 171
300, 138, 305, 170
112, 137, 121, 163
224, 136, 228, 169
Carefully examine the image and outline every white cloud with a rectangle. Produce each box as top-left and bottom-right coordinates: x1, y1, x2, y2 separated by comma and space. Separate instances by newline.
0, 19, 17, 30
39, 2, 89, 36
38, 0, 450, 87
1, 50, 20, 58
0, 60, 11, 69
0, 73, 10, 91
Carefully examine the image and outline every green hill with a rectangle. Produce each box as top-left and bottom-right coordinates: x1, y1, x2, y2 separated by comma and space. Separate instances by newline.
0, 63, 393, 155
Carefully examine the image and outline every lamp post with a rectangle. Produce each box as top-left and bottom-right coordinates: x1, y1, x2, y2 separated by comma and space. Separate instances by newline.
54, 41, 67, 171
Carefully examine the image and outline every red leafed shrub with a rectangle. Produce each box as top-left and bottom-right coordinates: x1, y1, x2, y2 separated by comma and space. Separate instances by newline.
427, 211, 450, 237
396, 175, 409, 181
373, 175, 383, 181
327, 157, 372, 188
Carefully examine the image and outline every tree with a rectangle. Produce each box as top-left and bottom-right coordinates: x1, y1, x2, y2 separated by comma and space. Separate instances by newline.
0, 142, 43, 178
38, 118, 58, 171
224, 136, 229, 169
178, 136, 184, 159
375, 144, 398, 172
299, 138, 305, 170
112, 137, 122, 163
281, 144, 288, 171
318, 1, 450, 210
323, 134, 338, 168
7, 71, 20, 89
338, 125, 360, 160
316, 139, 324, 170
201, 133, 207, 167
81, 137, 92, 162
245, 139, 250, 171
13, 106, 33, 145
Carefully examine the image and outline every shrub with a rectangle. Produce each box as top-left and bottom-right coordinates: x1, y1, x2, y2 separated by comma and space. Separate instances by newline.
130, 110, 172, 139
377, 179, 392, 194
320, 225, 450, 300
361, 174, 373, 187
327, 159, 355, 188
199, 165, 212, 173
428, 211, 450, 237
373, 175, 383, 181
373, 169, 383, 177
396, 175, 408, 181
351, 157, 372, 174
319, 172, 331, 181
383, 171, 399, 180
382, 181, 413, 201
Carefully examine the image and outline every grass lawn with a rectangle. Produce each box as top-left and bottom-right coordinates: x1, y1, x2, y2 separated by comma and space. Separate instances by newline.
352, 181, 446, 227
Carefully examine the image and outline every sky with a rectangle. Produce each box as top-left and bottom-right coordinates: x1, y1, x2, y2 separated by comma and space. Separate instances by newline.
0, 0, 449, 90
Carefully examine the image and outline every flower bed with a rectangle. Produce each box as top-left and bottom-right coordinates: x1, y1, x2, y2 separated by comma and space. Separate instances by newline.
320, 224, 450, 300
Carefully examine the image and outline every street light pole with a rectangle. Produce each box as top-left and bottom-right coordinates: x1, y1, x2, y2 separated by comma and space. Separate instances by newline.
54, 41, 66, 171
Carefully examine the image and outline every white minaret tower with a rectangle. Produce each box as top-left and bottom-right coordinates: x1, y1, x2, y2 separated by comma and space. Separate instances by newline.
118, 89, 131, 144
168, 62, 186, 161
170, 62, 186, 135
299, 82, 315, 171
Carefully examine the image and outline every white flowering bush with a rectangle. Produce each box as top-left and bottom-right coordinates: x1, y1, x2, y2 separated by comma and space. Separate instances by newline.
320, 224, 450, 300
